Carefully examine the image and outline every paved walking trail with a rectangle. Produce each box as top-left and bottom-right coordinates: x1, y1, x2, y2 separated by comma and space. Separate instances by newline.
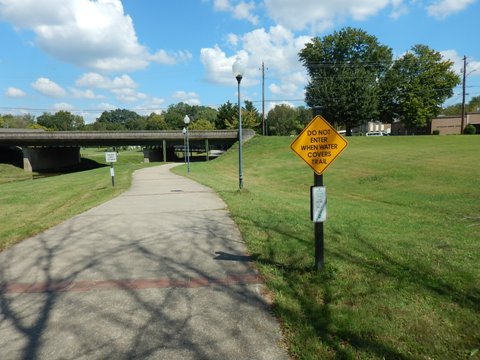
0, 164, 288, 359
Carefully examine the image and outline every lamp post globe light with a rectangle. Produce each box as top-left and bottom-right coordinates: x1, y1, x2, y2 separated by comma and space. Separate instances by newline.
232, 57, 245, 190
183, 115, 191, 174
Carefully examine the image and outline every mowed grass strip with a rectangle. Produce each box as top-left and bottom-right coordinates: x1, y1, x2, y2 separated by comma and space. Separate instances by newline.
0, 164, 35, 184
173, 135, 480, 360
0, 149, 150, 250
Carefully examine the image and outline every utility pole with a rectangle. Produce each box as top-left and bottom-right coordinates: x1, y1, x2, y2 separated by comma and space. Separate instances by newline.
260, 62, 269, 136
461, 55, 467, 134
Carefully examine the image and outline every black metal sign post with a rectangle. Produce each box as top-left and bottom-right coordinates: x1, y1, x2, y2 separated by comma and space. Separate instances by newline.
314, 173, 324, 270
310, 173, 324, 270
313, 107, 324, 270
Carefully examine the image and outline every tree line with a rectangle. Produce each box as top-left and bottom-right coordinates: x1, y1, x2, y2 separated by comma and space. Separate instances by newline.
441, 96, 480, 116
0, 101, 313, 136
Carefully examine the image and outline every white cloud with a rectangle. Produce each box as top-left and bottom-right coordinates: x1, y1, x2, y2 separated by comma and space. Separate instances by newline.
390, 0, 408, 19
75, 72, 107, 88
76, 72, 137, 89
97, 102, 118, 111
263, 0, 405, 32
75, 72, 146, 102
111, 74, 137, 89
31, 77, 67, 98
149, 50, 193, 65
200, 45, 249, 86
0, 0, 190, 72
135, 97, 166, 116
172, 91, 201, 106
5, 87, 26, 97
54, 102, 73, 111
212, 0, 258, 24
227, 33, 239, 46
241, 25, 311, 74
151, 97, 166, 105
111, 88, 147, 103
232, 1, 259, 24
268, 71, 307, 99
441, 50, 480, 77
201, 25, 309, 101
70, 88, 103, 99
213, 0, 231, 11
427, 0, 476, 19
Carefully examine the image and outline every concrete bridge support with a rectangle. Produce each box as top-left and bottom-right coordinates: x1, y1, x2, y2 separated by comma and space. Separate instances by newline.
22, 147, 81, 172
143, 141, 169, 163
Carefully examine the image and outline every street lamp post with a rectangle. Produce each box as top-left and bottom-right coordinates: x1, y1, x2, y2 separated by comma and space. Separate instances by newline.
183, 115, 190, 174
232, 57, 245, 190
182, 127, 187, 166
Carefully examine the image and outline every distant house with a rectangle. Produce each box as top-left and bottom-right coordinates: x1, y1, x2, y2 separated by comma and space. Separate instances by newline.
353, 121, 391, 135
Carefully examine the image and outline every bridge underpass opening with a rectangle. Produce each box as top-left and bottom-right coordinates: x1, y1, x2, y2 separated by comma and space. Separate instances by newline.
22, 147, 81, 173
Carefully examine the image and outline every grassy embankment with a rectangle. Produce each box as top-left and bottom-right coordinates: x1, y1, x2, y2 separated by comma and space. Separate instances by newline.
173, 135, 480, 360
0, 148, 150, 250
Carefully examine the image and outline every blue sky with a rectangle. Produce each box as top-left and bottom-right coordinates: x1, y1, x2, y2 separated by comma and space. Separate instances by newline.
0, 0, 479, 123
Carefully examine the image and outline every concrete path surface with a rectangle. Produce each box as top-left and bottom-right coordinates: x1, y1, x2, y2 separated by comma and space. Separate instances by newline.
0, 164, 288, 360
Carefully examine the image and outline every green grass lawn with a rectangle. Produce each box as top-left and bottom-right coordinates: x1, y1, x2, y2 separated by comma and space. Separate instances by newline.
0, 164, 35, 184
0, 148, 150, 250
1, 140, 479, 359
173, 135, 480, 360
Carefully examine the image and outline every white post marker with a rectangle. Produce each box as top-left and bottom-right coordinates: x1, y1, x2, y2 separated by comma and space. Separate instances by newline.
311, 186, 327, 222
105, 151, 117, 187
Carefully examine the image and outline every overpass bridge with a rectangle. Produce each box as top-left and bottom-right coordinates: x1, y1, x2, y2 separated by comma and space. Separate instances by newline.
0, 129, 255, 172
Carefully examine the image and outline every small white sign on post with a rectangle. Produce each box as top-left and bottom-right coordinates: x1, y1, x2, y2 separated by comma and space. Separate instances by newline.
105, 152, 117, 163
311, 186, 327, 223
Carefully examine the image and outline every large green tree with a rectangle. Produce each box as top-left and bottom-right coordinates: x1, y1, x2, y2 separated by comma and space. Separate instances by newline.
95, 109, 142, 130
0, 114, 36, 129
37, 111, 84, 131
266, 104, 303, 135
243, 100, 262, 132
380, 44, 460, 132
299, 27, 392, 135
163, 102, 192, 129
297, 106, 313, 128
216, 101, 237, 130
195, 106, 218, 124
223, 100, 262, 131
145, 113, 168, 130
189, 119, 215, 130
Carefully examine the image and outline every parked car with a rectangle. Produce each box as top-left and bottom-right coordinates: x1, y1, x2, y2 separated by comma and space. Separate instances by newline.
365, 131, 388, 136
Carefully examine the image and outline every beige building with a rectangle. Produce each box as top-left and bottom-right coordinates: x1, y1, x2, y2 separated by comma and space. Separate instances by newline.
431, 113, 480, 135
390, 112, 480, 135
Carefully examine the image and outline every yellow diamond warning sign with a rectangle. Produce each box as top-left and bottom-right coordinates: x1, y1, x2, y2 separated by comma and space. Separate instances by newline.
290, 115, 348, 175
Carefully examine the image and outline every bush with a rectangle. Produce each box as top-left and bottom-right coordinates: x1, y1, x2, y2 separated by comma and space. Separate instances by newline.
464, 124, 476, 135
432, 130, 440, 135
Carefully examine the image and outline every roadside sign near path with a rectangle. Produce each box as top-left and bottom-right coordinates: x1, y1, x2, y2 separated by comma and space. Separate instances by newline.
290, 115, 347, 175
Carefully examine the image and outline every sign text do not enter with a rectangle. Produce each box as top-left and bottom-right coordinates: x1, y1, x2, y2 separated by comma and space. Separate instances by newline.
290, 115, 348, 175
